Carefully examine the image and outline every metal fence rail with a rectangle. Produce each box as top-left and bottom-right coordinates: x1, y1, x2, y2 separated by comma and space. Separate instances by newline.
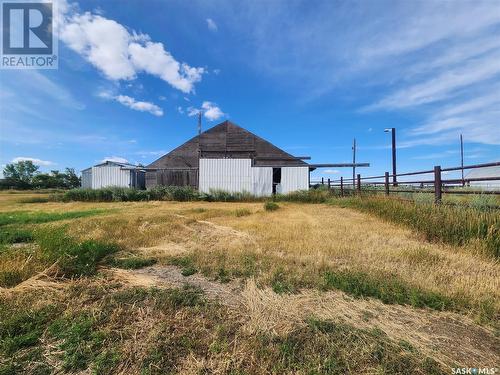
310, 161, 500, 203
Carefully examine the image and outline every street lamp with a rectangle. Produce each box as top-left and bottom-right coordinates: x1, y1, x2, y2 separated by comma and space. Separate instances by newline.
384, 128, 397, 186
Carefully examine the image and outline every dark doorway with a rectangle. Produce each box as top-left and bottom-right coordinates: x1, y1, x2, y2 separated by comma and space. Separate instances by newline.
272, 168, 281, 194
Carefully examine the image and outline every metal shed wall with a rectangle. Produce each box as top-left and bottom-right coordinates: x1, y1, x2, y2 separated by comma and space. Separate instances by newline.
91, 165, 131, 188
199, 158, 272, 196
280, 167, 310, 194
81, 169, 92, 188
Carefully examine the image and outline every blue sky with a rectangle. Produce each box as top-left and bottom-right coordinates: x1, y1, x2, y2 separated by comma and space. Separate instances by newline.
1, 0, 499, 181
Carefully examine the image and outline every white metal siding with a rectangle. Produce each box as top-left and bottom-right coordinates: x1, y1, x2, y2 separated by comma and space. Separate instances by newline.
281, 167, 309, 194
91, 165, 131, 188
199, 158, 272, 196
81, 170, 92, 188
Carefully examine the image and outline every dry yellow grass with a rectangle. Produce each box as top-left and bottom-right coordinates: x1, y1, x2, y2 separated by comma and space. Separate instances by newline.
1, 192, 499, 373
13, 198, 497, 317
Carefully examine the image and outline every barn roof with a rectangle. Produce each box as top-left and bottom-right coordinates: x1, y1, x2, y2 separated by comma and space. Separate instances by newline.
147, 120, 308, 169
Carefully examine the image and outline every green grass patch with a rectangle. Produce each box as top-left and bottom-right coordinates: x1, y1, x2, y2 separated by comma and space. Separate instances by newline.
36, 227, 119, 277
0, 305, 59, 356
322, 269, 463, 312
168, 255, 199, 277
0, 270, 25, 288
48, 314, 107, 371
264, 201, 280, 211
0, 227, 34, 245
233, 208, 252, 217
0, 209, 107, 226
17, 197, 49, 204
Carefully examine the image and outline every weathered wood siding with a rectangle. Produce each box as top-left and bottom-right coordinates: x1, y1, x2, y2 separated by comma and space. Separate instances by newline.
145, 169, 198, 189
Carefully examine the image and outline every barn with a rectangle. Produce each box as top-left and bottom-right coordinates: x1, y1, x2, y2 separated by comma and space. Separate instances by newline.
145, 120, 311, 196
81, 161, 145, 189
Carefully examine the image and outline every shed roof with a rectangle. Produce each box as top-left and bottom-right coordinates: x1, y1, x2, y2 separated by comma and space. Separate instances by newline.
465, 165, 500, 178
147, 120, 308, 169
82, 161, 139, 172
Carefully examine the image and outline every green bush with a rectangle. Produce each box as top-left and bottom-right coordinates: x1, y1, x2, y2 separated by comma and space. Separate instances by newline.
264, 201, 280, 211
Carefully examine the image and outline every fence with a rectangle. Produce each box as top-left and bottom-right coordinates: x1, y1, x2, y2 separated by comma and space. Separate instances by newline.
310, 161, 500, 203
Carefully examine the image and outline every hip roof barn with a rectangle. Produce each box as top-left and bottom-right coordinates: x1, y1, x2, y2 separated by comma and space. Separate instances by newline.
146, 120, 310, 196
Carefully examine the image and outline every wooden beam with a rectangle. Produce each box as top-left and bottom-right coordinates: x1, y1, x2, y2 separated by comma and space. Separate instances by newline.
253, 156, 311, 160
309, 163, 370, 168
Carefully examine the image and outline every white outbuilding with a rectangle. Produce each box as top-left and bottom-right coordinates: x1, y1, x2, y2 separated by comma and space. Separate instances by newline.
81, 161, 145, 189
465, 165, 500, 190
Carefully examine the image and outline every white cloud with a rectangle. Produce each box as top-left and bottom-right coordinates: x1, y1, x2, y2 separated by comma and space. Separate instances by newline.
99, 92, 163, 116
177, 106, 184, 114
60, 9, 204, 93
187, 106, 200, 117
187, 102, 225, 120
323, 169, 340, 174
11, 157, 55, 166
206, 18, 218, 31
201, 101, 225, 121
368, 51, 500, 110
101, 156, 129, 164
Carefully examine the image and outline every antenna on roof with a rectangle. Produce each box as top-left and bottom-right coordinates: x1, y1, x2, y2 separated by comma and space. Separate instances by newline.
197, 111, 202, 136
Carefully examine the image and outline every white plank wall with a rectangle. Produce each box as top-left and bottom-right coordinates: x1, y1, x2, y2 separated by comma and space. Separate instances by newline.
91, 165, 131, 188
199, 159, 272, 196
280, 167, 309, 194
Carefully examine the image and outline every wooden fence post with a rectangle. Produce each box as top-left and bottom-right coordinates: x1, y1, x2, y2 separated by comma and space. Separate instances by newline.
357, 174, 361, 193
321, 177, 324, 185
434, 165, 442, 204
328, 178, 331, 189
340, 177, 344, 196
384, 172, 389, 196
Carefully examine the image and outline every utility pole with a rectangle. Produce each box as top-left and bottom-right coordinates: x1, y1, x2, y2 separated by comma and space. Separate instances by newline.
352, 138, 356, 188
197, 111, 202, 136
460, 134, 464, 186
384, 128, 397, 186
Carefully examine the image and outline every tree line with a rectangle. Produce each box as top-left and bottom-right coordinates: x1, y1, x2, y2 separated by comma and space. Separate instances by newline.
1, 160, 81, 190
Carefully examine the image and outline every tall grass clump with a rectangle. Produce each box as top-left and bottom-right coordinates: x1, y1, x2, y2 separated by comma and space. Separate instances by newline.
274, 187, 339, 203
330, 196, 500, 258
264, 201, 279, 211
52, 186, 201, 202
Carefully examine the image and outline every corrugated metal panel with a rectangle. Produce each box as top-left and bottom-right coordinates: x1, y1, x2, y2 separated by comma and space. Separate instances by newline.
81, 169, 92, 188
91, 165, 131, 188
281, 167, 309, 194
199, 158, 272, 196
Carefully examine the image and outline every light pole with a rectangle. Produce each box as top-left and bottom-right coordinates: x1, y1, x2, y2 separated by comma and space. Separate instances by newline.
384, 128, 397, 186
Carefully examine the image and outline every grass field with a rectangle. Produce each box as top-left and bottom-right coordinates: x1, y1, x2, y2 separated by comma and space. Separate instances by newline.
0, 191, 498, 374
